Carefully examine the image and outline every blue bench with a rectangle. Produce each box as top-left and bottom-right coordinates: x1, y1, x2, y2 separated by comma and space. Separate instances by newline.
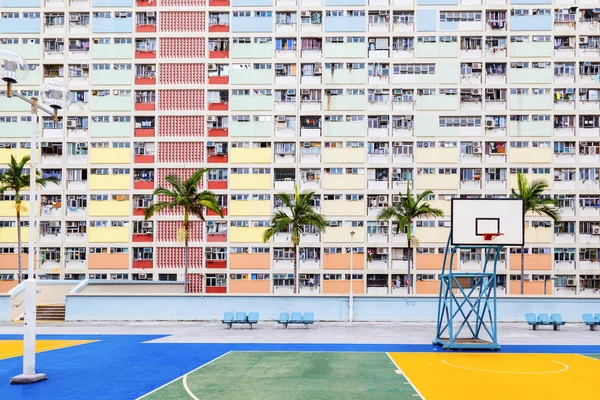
278, 312, 314, 329
582, 314, 600, 331
525, 313, 566, 331
222, 312, 259, 329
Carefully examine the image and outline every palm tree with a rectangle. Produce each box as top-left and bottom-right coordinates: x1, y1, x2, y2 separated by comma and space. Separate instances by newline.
377, 185, 443, 294
510, 172, 560, 294
0, 155, 59, 283
263, 186, 326, 294
144, 169, 223, 293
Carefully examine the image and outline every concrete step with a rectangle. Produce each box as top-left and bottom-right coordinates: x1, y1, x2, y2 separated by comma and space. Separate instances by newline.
20, 304, 66, 322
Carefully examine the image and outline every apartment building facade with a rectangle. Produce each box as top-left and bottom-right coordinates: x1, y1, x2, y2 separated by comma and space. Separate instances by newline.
0, 0, 599, 296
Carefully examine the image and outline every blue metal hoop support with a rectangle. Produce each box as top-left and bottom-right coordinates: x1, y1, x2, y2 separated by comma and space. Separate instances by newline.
434, 230, 503, 350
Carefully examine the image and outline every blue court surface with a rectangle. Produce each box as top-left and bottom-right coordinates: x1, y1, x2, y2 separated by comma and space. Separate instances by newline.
1, 334, 600, 400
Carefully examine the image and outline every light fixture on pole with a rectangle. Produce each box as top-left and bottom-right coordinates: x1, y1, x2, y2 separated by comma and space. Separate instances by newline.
1, 50, 71, 385
349, 230, 355, 323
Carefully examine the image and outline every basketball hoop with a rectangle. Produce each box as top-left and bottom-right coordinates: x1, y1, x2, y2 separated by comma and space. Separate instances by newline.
482, 233, 504, 241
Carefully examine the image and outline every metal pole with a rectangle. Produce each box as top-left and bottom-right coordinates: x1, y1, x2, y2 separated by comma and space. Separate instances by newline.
349, 231, 355, 323
12, 99, 46, 383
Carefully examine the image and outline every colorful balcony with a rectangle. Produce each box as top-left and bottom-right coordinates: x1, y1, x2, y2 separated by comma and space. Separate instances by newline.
89, 175, 131, 191
206, 285, 227, 294
323, 280, 365, 295
207, 180, 227, 189
207, 207, 227, 216
415, 253, 457, 270
89, 227, 129, 243
89, 200, 130, 217
207, 154, 228, 163
230, 174, 271, 190
133, 259, 153, 269
136, 24, 157, 33
209, 23, 230, 33
208, 102, 228, 111
209, 50, 229, 59
0, 254, 30, 270
207, 233, 227, 242
134, 180, 154, 190
509, 280, 552, 295
509, 254, 552, 271
0, 201, 31, 217
230, 200, 271, 217
134, 155, 155, 164
137, 0, 156, 6
90, 148, 131, 164
229, 227, 267, 243
135, 75, 156, 85
208, 127, 228, 137
323, 254, 365, 270
88, 253, 129, 269
415, 280, 440, 295
208, 76, 229, 85
135, 102, 156, 111
206, 259, 227, 269
229, 279, 270, 294
209, 0, 230, 5
132, 233, 153, 243
230, 253, 270, 269
230, 148, 272, 164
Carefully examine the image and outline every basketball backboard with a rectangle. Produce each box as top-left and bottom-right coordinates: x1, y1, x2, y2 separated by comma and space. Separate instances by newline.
451, 199, 524, 246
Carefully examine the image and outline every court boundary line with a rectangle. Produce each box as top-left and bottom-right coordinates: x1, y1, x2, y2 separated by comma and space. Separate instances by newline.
440, 358, 569, 374
136, 351, 231, 400
386, 352, 424, 400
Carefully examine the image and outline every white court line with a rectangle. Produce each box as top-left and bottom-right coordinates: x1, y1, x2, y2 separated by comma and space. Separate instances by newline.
136, 351, 232, 400
440, 359, 569, 374
386, 353, 425, 400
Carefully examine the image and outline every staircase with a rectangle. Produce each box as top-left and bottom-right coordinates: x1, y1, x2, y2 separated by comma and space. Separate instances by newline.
20, 304, 66, 322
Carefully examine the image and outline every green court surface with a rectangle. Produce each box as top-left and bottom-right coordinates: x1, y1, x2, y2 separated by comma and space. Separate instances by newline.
143, 352, 418, 400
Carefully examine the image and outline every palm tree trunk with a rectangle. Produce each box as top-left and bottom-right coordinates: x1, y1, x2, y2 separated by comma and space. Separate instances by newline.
293, 244, 298, 294
16, 207, 22, 283
183, 214, 189, 294
520, 245, 525, 295
407, 240, 412, 295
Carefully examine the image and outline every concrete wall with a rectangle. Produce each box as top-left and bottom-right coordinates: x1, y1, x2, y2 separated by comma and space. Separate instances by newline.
65, 295, 600, 322
0, 295, 10, 322
75, 281, 184, 294
5, 281, 79, 321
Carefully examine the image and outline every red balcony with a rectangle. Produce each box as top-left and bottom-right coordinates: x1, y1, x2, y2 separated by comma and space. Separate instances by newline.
208, 180, 227, 190
208, 128, 228, 137
208, 76, 229, 85
135, 128, 155, 137
209, 50, 229, 59
208, 102, 228, 111
134, 180, 154, 190
136, 24, 157, 33
209, 0, 230, 5
134, 155, 155, 164
207, 154, 228, 163
206, 260, 227, 269
135, 76, 156, 85
206, 286, 227, 293
136, 103, 155, 111
133, 208, 145, 216
209, 24, 229, 33
136, 50, 156, 59
133, 234, 153, 243
133, 260, 153, 269
208, 208, 227, 217
137, 0, 156, 6
207, 233, 227, 242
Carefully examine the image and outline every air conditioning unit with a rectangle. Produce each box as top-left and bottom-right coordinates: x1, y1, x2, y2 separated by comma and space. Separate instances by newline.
66, 120, 78, 128
207, 116, 216, 122
485, 120, 494, 127
64, 274, 73, 279
472, 62, 482, 69
301, 11, 311, 17
142, 222, 153, 228
392, 195, 400, 203
300, 89, 310, 95
207, 63, 217, 71
377, 247, 388, 254
378, 195, 386, 202
113, 90, 120, 96
379, 11, 387, 16
523, 274, 530, 281
393, 89, 403, 95
566, 278, 576, 287
206, 141, 215, 147
206, 221, 215, 226
146, 12, 155, 17
70, 15, 79, 22
592, 225, 600, 235
380, 115, 389, 122
287, 89, 296, 96
472, 89, 480, 95
314, 66, 322, 75
378, 221, 387, 227
277, 115, 286, 122
303, 141, 311, 147
275, 64, 284, 70
56, 38, 64, 44
472, 146, 482, 154
139, 274, 147, 279
580, 36, 589, 44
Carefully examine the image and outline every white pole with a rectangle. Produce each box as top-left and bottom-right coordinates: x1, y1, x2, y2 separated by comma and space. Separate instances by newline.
349, 231, 355, 323
12, 102, 46, 383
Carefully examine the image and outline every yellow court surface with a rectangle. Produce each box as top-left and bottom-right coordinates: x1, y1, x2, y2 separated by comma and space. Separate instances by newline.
0, 340, 97, 360
389, 352, 600, 400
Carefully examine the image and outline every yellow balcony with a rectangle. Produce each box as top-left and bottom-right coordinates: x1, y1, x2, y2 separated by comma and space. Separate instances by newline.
0, 149, 30, 164
229, 201, 272, 217
415, 148, 458, 164
510, 148, 552, 164
229, 174, 271, 190
89, 148, 131, 164
415, 174, 458, 190
89, 175, 131, 190
88, 227, 129, 243
525, 226, 553, 244
322, 174, 365, 190
0, 201, 32, 217
322, 148, 365, 164
89, 200, 131, 217
509, 174, 552, 191
322, 227, 364, 243
415, 226, 450, 244
229, 226, 268, 243
322, 200, 365, 217
230, 148, 272, 164
427, 200, 451, 216
0, 227, 30, 243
